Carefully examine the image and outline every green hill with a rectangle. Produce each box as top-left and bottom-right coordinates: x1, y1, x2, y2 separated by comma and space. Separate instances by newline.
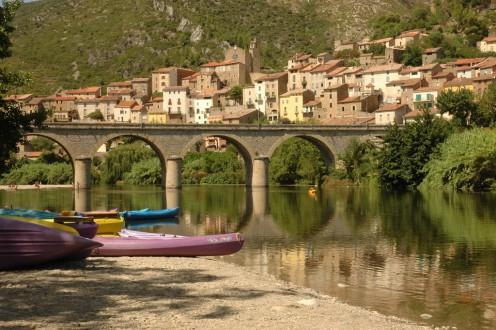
4, 0, 421, 94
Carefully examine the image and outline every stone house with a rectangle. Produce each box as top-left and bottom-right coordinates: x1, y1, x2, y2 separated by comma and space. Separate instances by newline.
430, 71, 455, 89
375, 103, 410, 125
319, 83, 379, 119
191, 94, 213, 125
200, 60, 246, 87
302, 100, 322, 121
242, 85, 256, 110
146, 97, 183, 124
394, 30, 424, 49
358, 37, 394, 53
473, 74, 496, 99
307, 60, 344, 96
42, 96, 77, 122
131, 78, 152, 99
113, 100, 137, 123
279, 89, 315, 122
224, 38, 261, 82
108, 88, 136, 101
384, 78, 427, 106
75, 99, 100, 121
400, 63, 442, 82
287, 53, 317, 70
443, 77, 474, 93
183, 71, 223, 95
479, 36, 496, 53
208, 108, 262, 124
151, 67, 196, 94
360, 63, 404, 94
23, 97, 44, 114
63, 86, 101, 100
412, 87, 440, 111
107, 81, 132, 95
130, 104, 146, 124
162, 86, 191, 120
98, 96, 120, 121
334, 40, 358, 53
422, 47, 443, 65
253, 72, 288, 123
477, 58, 496, 76
327, 67, 363, 88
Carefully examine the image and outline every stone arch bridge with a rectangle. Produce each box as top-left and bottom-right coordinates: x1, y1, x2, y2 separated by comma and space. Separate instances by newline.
29, 123, 387, 189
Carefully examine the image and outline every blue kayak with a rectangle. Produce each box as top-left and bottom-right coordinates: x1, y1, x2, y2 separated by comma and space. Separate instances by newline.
121, 208, 180, 221
0, 208, 58, 219
127, 218, 179, 229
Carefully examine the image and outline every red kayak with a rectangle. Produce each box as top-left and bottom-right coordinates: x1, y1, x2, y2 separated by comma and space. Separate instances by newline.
0, 217, 102, 270
92, 230, 244, 257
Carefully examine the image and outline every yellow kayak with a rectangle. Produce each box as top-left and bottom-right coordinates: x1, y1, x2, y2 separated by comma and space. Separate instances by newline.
5, 216, 79, 235
94, 218, 124, 235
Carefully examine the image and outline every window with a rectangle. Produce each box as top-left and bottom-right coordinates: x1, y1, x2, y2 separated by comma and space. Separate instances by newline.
352, 106, 356, 111
177, 99, 181, 105
342, 107, 344, 112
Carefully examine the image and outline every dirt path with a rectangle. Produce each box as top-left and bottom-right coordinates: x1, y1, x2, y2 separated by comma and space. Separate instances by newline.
0, 257, 426, 329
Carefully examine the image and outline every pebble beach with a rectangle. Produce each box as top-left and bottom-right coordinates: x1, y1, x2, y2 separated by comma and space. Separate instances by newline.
0, 257, 426, 329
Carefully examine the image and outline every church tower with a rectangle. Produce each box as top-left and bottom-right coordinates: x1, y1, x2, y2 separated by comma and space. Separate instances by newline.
249, 37, 261, 73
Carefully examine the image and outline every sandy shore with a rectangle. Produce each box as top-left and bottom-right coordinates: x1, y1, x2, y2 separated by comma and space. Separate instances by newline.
0, 184, 73, 191
0, 257, 426, 330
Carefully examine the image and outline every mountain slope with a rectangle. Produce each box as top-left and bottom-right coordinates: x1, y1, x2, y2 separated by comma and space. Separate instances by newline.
4, 0, 421, 94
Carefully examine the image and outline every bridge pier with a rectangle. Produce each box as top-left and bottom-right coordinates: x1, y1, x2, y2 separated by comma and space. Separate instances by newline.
166, 155, 182, 189
252, 156, 269, 187
74, 157, 92, 190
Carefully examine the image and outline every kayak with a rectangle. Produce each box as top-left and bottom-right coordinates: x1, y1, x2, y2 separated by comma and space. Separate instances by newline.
92, 231, 244, 257
0, 208, 58, 219
95, 218, 125, 235
126, 218, 179, 230
121, 208, 180, 221
0, 217, 102, 270
79, 210, 120, 219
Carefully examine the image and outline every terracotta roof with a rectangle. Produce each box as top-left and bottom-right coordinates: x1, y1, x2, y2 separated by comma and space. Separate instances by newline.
24, 151, 43, 158
362, 63, 403, 74
366, 83, 375, 88
75, 99, 100, 104
301, 63, 320, 73
152, 67, 176, 74
131, 104, 144, 112
108, 88, 134, 95
222, 110, 258, 120
326, 83, 348, 90
423, 47, 442, 54
338, 96, 361, 104
280, 89, 312, 97
108, 81, 132, 87
456, 66, 473, 72
404, 108, 438, 118
401, 63, 440, 74
5, 94, 33, 101
45, 96, 76, 101
376, 103, 408, 112
115, 100, 137, 108
201, 60, 240, 68
152, 97, 163, 102
398, 30, 421, 38
304, 100, 321, 107
288, 63, 311, 72
473, 74, 496, 82
432, 71, 454, 79
478, 57, 496, 69
414, 87, 440, 93
163, 86, 189, 92
325, 66, 348, 77
99, 96, 120, 101
448, 58, 487, 66
310, 61, 344, 74
256, 72, 288, 82
131, 77, 150, 83
64, 86, 100, 95
386, 78, 423, 87
483, 36, 496, 43
444, 77, 473, 87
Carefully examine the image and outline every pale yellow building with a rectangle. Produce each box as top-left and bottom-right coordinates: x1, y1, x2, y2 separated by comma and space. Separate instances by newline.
279, 89, 315, 123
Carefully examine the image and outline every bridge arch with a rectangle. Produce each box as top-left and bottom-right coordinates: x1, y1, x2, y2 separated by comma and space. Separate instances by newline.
93, 133, 167, 186
268, 134, 337, 168
181, 134, 256, 186
24, 133, 76, 164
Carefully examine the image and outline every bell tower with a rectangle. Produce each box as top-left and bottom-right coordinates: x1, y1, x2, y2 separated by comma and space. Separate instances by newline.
249, 37, 261, 73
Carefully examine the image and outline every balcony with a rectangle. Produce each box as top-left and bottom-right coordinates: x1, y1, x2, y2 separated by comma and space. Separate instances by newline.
303, 112, 314, 118
266, 95, 276, 102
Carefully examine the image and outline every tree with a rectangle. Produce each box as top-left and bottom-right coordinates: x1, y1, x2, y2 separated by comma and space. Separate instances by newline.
228, 85, 243, 105
378, 112, 451, 190
436, 89, 478, 127
402, 42, 423, 66
87, 109, 104, 121
368, 43, 386, 56
0, 1, 46, 174
340, 139, 378, 183
474, 81, 496, 127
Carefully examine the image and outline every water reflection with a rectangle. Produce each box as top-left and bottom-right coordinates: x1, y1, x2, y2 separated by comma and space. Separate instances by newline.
0, 185, 496, 328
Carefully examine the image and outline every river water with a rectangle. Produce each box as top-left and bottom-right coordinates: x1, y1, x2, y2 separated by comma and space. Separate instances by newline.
1, 185, 495, 329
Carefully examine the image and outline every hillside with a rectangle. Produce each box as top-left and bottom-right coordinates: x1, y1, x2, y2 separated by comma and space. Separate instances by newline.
4, 0, 422, 94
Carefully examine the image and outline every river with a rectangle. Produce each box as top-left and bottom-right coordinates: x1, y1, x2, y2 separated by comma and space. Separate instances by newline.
1, 185, 495, 329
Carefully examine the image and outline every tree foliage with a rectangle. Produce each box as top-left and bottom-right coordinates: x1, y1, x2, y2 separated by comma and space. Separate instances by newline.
87, 109, 104, 121
436, 89, 478, 127
0, 0, 46, 174
474, 81, 496, 127
228, 85, 243, 105
339, 139, 378, 183
270, 137, 328, 185
378, 113, 451, 190
401, 42, 423, 66
124, 158, 162, 185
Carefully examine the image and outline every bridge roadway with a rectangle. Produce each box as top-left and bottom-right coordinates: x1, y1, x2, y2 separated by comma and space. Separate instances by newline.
31, 123, 388, 189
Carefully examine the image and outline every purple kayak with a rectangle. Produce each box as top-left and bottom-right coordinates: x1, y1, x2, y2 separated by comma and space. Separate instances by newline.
0, 217, 102, 270
92, 231, 244, 257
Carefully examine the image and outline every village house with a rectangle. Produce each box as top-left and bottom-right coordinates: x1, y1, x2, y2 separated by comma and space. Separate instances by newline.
479, 36, 496, 53
318, 83, 379, 120
384, 78, 427, 106
430, 71, 455, 88
75, 99, 100, 121
477, 57, 496, 76
242, 85, 256, 109
394, 30, 425, 49
334, 40, 358, 53
358, 37, 394, 53
200, 60, 246, 88
279, 89, 315, 122
191, 93, 213, 125
5, 94, 33, 106
130, 104, 146, 123
375, 104, 410, 125
42, 96, 77, 122
184, 72, 223, 95
288, 53, 317, 70
62, 86, 101, 100
108, 88, 136, 101
473, 74, 496, 99
113, 100, 137, 122
400, 63, 442, 82
223, 38, 261, 82
162, 86, 191, 121
422, 47, 443, 65
208, 108, 262, 124
412, 87, 440, 111
107, 81, 132, 95
146, 97, 182, 124
23, 97, 44, 114
151, 67, 196, 94
302, 100, 322, 121
251, 72, 288, 122
307, 60, 344, 96
443, 77, 474, 92
131, 77, 152, 99
97, 96, 120, 121
360, 63, 404, 95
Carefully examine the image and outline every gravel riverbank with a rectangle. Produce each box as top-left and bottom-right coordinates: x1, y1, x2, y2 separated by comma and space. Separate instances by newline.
0, 257, 426, 329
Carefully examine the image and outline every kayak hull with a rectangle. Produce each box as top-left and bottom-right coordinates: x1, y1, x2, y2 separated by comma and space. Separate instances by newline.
92, 233, 244, 257
0, 217, 102, 270
95, 218, 124, 235
122, 208, 180, 221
